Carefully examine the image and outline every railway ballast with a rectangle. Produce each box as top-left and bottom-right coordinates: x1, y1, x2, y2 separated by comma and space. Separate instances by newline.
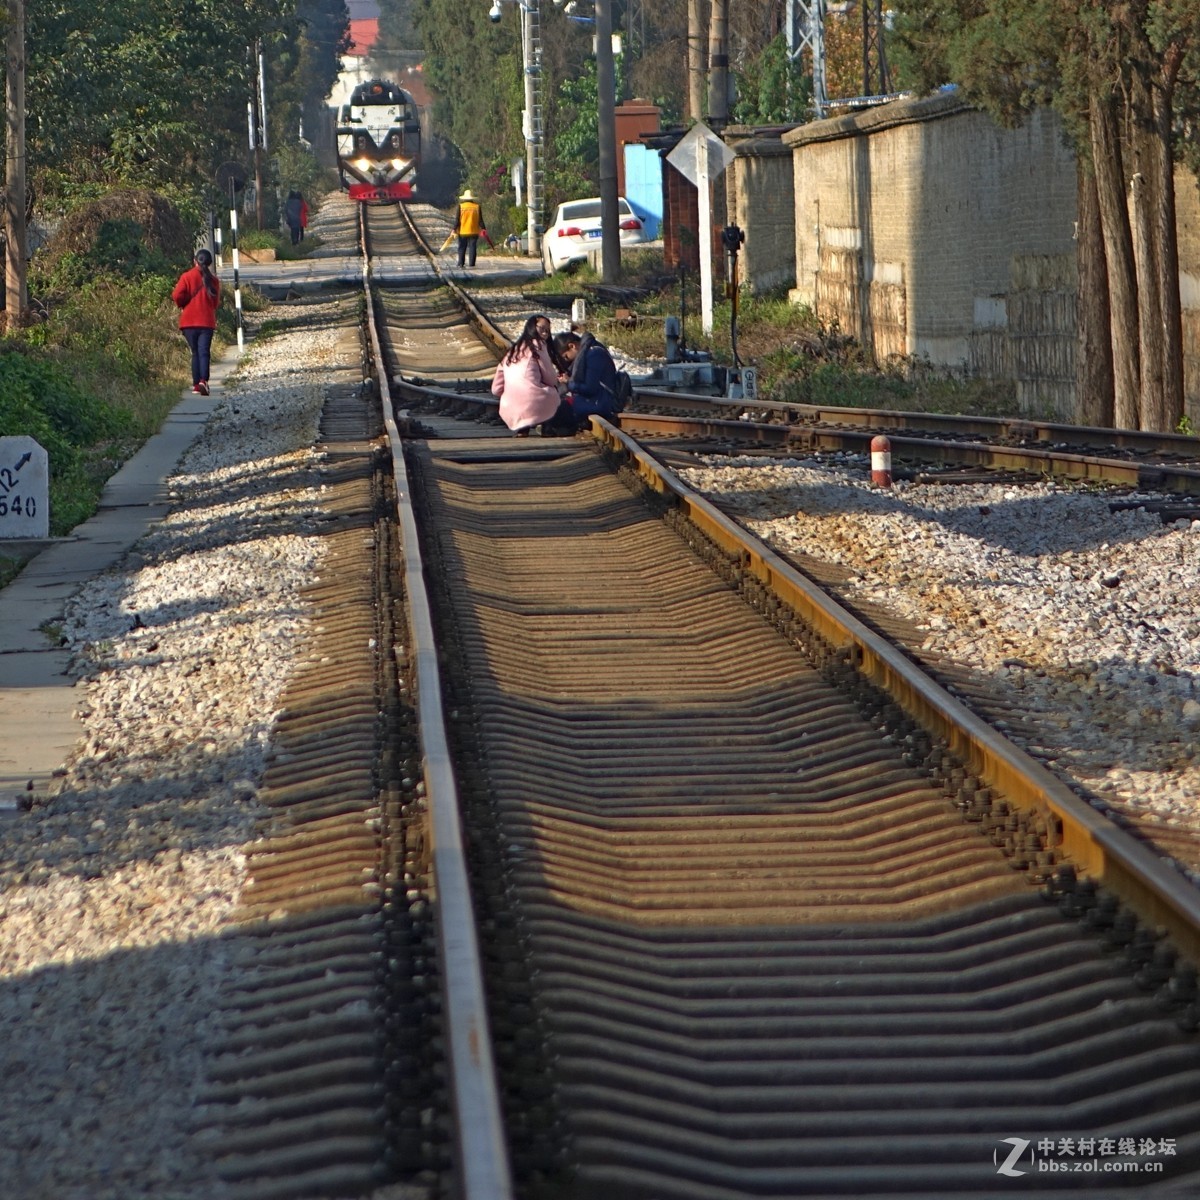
684, 454, 1200, 874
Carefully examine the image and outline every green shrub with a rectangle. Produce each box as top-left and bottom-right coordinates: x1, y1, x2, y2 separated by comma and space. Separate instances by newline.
91, 218, 173, 279
0, 346, 138, 536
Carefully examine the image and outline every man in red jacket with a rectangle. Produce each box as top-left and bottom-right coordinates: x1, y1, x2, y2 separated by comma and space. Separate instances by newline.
171, 249, 220, 395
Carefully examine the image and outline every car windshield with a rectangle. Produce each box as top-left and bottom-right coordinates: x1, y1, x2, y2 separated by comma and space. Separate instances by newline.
558, 199, 633, 223
560, 201, 601, 222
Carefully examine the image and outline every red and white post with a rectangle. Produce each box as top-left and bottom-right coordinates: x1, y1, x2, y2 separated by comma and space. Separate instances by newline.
870, 435, 892, 487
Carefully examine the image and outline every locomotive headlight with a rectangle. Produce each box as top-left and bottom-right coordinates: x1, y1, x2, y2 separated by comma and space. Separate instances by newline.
390, 158, 409, 171
355, 157, 371, 171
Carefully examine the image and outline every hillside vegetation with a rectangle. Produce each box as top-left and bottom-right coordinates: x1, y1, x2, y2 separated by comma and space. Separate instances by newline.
0, 192, 278, 587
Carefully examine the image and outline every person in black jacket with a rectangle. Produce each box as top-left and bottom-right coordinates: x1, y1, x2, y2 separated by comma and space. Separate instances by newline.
546, 331, 620, 431
284, 191, 305, 246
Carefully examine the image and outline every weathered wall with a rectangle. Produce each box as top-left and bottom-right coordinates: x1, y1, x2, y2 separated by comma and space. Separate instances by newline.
746, 93, 1200, 423
779, 92, 1081, 415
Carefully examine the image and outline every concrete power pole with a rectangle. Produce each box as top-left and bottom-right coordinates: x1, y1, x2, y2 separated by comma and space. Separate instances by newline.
596, 0, 620, 282
5, 0, 28, 331
686, 0, 705, 122
252, 41, 267, 231
706, 0, 729, 129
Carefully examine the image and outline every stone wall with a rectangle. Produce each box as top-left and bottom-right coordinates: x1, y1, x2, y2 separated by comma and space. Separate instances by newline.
779, 92, 1080, 415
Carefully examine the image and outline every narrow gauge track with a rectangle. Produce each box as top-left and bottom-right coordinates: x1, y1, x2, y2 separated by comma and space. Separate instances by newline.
361, 216, 1200, 1196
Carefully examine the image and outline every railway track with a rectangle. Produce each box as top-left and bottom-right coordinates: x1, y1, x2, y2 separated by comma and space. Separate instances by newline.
203, 199, 1200, 1197
609, 408, 1200, 504
403, 422, 1200, 1197
627, 390, 1200, 475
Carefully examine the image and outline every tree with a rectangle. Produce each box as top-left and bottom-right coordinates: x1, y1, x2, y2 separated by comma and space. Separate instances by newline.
8, 0, 343, 223
413, 0, 524, 199
267, 0, 351, 163
6, 0, 28, 330
374, 0, 423, 74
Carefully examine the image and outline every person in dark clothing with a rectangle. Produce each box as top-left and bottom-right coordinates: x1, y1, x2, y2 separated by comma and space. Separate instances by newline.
284, 191, 305, 246
171, 249, 220, 395
545, 330, 620, 431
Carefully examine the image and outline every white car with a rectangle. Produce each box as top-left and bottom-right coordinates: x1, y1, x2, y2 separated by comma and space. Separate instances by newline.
541, 197, 649, 273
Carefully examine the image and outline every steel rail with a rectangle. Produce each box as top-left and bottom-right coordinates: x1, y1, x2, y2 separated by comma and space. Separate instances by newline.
587, 414, 1200, 961
635, 387, 1200, 461
616, 409, 1200, 494
360, 206, 515, 1200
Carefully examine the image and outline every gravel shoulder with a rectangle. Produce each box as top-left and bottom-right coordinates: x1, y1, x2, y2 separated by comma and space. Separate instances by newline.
0, 218, 357, 1194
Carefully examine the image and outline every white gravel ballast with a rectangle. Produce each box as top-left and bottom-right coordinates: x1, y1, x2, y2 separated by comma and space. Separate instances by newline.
0, 303, 347, 1199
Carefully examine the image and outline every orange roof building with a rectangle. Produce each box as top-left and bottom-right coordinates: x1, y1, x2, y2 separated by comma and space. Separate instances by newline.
347, 18, 379, 58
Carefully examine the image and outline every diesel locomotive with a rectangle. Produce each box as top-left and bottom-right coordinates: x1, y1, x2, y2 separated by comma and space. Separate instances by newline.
336, 79, 421, 202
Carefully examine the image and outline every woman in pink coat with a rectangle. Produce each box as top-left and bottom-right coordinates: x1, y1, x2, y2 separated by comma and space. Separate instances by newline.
491, 315, 562, 435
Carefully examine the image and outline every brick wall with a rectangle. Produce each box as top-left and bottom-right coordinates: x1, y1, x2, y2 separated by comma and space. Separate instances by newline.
662, 158, 728, 278
663, 161, 700, 272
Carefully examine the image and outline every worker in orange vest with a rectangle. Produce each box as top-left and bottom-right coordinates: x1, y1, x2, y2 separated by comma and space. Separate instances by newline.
454, 189, 486, 268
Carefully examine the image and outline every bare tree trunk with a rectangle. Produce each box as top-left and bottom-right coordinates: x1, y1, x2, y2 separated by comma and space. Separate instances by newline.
5, 0, 28, 332
687, 0, 706, 123
1154, 47, 1185, 431
1128, 61, 1167, 430
1130, 162, 1165, 429
1089, 91, 1141, 428
1076, 163, 1114, 427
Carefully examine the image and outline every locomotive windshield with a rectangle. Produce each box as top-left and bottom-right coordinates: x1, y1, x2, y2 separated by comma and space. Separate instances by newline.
350, 80, 410, 107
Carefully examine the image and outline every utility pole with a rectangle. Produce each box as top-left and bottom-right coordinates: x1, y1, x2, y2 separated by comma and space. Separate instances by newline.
5, 0, 28, 331
686, 0, 705, 122
596, 0, 620, 281
862, 0, 891, 96
787, 0, 827, 117
521, 1, 543, 257
706, 0, 729, 129
251, 41, 266, 231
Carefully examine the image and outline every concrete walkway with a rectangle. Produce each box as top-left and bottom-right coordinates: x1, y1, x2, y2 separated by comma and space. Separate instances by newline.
0, 352, 239, 810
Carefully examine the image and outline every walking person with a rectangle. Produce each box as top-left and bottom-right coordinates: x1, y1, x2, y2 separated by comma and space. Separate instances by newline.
491, 315, 561, 436
454, 189, 486, 268
171, 249, 220, 396
284, 190, 305, 246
